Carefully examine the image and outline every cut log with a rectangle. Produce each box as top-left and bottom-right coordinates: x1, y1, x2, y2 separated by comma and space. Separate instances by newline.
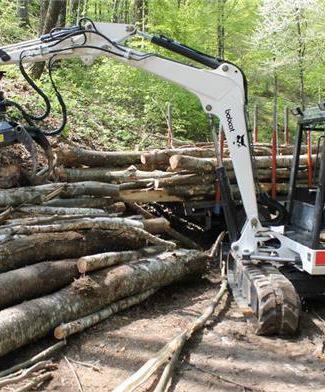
55, 166, 175, 183
0, 249, 207, 357
77, 246, 168, 273
56, 147, 143, 168
0, 259, 79, 309
44, 197, 116, 209
169, 154, 316, 173
54, 289, 156, 339
0, 229, 152, 272
141, 147, 215, 170
17, 206, 107, 216
143, 217, 170, 234
121, 189, 183, 203
0, 182, 120, 207
0, 217, 144, 236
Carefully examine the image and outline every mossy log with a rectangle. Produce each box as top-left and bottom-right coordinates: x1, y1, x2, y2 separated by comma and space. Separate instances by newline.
0, 249, 207, 357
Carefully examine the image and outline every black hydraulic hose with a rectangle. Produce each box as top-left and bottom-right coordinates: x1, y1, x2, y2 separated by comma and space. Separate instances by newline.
41, 56, 67, 136
19, 53, 51, 121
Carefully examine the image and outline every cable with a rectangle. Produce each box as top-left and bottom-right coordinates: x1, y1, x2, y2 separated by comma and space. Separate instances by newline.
42, 55, 67, 136
19, 52, 51, 121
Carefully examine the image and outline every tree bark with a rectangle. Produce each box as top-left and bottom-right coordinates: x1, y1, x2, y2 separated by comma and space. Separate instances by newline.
0, 229, 151, 272
54, 289, 155, 339
77, 246, 168, 273
17, 0, 30, 27
55, 167, 174, 183
56, 147, 143, 168
44, 197, 117, 209
30, 0, 65, 78
169, 154, 316, 173
120, 189, 183, 203
141, 148, 215, 170
0, 182, 119, 207
17, 206, 107, 216
0, 259, 79, 309
0, 249, 207, 357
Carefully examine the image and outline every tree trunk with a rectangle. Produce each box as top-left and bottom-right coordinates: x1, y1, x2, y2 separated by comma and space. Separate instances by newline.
39, 0, 50, 33
57, 0, 67, 27
30, 0, 65, 79
0, 249, 207, 357
0, 259, 79, 309
17, 0, 30, 27
295, 7, 306, 109
216, 0, 226, 59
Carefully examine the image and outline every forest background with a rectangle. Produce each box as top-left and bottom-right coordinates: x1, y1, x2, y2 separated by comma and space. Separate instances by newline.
1, 0, 324, 149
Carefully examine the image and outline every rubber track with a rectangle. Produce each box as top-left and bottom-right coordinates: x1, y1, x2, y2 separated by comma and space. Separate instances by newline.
230, 262, 301, 336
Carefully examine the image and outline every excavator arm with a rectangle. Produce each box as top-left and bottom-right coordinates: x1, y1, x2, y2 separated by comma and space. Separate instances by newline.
0, 20, 261, 257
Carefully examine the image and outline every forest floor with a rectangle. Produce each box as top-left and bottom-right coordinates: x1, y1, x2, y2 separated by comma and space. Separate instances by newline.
2, 272, 325, 392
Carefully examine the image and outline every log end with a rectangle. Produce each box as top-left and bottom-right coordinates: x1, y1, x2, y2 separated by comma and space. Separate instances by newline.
77, 259, 88, 274
54, 326, 65, 340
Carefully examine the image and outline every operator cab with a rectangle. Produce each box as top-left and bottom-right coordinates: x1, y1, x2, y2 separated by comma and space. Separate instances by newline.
286, 103, 325, 250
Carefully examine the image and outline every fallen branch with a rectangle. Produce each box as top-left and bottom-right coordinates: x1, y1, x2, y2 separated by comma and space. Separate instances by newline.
66, 357, 101, 372
54, 289, 156, 339
208, 231, 225, 259
0, 360, 54, 388
0, 341, 66, 378
64, 356, 83, 392
14, 372, 53, 392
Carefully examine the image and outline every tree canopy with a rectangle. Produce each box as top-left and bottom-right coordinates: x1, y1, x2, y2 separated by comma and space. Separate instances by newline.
0, 0, 324, 148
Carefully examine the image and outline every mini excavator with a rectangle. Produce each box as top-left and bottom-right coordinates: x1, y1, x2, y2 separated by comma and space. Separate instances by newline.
0, 19, 324, 335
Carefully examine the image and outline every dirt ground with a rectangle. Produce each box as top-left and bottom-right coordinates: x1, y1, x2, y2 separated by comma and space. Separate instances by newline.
2, 272, 325, 392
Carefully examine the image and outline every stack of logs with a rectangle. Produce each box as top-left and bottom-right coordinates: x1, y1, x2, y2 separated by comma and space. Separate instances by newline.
54, 143, 316, 202
0, 142, 319, 362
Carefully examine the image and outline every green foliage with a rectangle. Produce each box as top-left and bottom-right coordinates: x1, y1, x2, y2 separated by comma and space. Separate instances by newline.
0, 0, 324, 148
